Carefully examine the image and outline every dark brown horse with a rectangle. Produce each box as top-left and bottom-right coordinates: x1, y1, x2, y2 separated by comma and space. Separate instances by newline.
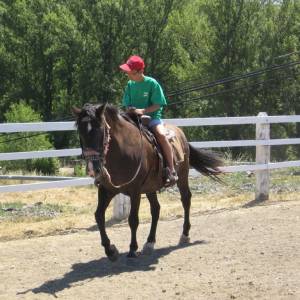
73, 103, 223, 261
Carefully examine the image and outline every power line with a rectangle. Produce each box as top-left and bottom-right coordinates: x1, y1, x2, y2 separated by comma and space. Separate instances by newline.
167, 72, 299, 107
167, 60, 300, 97
0, 133, 49, 145
275, 50, 300, 60
167, 51, 300, 93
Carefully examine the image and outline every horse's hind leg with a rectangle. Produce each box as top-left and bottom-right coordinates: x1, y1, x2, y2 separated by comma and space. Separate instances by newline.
127, 192, 141, 258
142, 192, 160, 255
177, 176, 192, 244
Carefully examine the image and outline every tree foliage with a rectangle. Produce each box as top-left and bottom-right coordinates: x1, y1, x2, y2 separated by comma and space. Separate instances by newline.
0, 102, 59, 174
0, 0, 299, 160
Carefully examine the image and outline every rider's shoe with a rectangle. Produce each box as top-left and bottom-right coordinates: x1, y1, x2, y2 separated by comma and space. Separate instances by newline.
164, 168, 178, 187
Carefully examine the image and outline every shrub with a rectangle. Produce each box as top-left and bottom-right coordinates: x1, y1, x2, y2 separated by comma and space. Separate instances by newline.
0, 102, 60, 175
74, 164, 86, 177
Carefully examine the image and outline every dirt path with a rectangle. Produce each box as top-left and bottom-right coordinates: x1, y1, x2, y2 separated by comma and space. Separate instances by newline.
0, 200, 299, 300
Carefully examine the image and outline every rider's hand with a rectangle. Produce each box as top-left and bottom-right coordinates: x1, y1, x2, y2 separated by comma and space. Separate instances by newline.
133, 108, 145, 115
127, 107, 144, 115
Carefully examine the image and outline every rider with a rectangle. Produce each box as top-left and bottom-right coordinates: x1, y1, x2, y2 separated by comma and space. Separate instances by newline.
120, 55, 178, 186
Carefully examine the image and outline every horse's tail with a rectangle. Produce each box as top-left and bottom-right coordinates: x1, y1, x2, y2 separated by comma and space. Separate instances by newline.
189, 144, 224, 180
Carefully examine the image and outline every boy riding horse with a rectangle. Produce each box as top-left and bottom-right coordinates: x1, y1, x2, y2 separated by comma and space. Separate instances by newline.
120, 55, 178, 186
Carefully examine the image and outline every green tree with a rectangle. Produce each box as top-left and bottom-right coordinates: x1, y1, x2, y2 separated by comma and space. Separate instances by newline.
0, 0, 299, 159
0, 102, 59, 174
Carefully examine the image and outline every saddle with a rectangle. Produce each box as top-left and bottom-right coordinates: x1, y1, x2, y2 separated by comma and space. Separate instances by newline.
122, 113, 185, 179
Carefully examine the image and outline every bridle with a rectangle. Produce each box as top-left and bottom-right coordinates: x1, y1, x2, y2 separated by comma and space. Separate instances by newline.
79, 114, 144, 189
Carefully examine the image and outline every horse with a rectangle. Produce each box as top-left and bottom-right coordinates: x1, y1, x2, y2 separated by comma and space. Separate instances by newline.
73, 103, 223, 261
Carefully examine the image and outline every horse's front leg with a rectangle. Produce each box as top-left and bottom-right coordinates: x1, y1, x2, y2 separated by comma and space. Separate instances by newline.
127, 192, 141, 258
142, 192, 160, 255
95, 187, 118, 261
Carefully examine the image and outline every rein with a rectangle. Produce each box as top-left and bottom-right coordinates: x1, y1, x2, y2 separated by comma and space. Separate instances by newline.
104, 117, 144, 189
83, 116, 144, 189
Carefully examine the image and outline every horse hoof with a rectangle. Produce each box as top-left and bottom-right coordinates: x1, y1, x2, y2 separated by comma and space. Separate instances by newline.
179, 234, 190, 245
107, 244, 119, 262
142, 242, 155, 255
127, 251, 138, 258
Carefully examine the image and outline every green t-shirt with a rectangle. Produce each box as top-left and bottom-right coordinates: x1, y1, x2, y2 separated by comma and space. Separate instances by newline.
122, 76, 167, 120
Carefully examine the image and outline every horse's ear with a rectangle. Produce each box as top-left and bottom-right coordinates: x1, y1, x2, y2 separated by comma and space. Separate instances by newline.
72, 107, 82, 117
96, 103, 107, 120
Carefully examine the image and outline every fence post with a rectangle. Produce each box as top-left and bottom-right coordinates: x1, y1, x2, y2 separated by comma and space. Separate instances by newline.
113, 193, 131, 220
255, 112, 270, 202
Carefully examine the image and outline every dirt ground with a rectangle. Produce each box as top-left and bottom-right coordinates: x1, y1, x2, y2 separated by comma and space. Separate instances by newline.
0, 199, 299, 300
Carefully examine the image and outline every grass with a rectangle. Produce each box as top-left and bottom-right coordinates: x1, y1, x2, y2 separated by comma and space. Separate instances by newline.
0, 202, 24, 217
0, 168, 300, 241
0, 201, 68, 221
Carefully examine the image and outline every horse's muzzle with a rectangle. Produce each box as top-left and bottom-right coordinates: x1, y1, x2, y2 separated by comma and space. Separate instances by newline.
82, 148, 100, 177
87, 160, 109, 187
83, 149, 100, 160
87, 161, 95, 177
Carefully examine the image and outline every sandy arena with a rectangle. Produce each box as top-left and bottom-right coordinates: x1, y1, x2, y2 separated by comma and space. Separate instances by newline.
0, 200, 299, 300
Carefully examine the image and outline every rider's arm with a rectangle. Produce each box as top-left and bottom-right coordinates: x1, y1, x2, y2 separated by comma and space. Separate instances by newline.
141, 104, 161, 114
128, 104, 160, 115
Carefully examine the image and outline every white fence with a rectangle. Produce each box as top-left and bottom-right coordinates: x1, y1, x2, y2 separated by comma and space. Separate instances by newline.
1, 113, 300, 217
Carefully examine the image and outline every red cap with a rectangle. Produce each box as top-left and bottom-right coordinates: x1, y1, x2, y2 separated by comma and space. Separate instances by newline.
119, 55, 145, 72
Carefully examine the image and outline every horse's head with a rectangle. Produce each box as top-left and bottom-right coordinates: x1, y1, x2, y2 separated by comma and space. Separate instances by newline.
72, 103, 110, 180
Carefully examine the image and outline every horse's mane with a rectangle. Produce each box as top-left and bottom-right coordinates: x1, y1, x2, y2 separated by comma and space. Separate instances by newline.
105, 104, 121, 122
75, 103, 121, 126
